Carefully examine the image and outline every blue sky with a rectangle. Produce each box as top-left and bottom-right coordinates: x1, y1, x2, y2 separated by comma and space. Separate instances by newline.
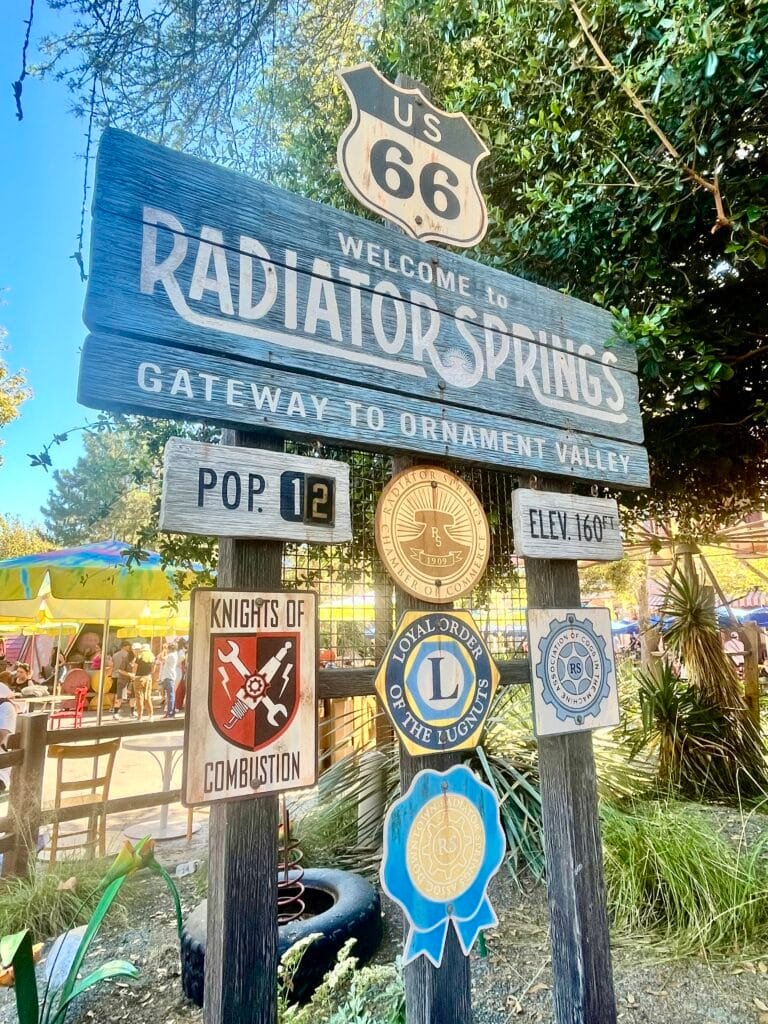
1, 3, 90, 526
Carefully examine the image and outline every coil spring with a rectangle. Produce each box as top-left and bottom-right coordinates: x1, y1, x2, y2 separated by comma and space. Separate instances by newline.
277, 797, 305, 924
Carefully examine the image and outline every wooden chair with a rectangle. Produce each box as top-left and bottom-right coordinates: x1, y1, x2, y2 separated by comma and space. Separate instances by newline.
45, 739, 120, 865
49, 687, 89, 730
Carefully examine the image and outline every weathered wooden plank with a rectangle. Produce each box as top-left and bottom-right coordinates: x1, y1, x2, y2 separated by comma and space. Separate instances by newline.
47, 716, 184, 744
79, 334, 651, 489
524, 481, 617, 1024
86, 204, 642, 445
0, 749, 24, 770
84, 129, 645, 448
161, 438, 352, 542
511, 489, 623, 561
318, 658, 528, 699
204, 429, 281, 1024
3, 714, 47, 879
41, 787, 182, 826
391, 452, 472, 1024
90, 131, 638, 371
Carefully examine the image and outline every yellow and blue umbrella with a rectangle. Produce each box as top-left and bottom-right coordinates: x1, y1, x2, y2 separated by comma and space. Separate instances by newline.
0, 539, 183, 603
0, 540, 196, 721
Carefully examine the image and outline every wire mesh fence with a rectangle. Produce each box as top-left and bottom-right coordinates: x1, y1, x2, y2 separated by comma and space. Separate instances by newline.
282, 444, 529, 762
282, 444, 528, 668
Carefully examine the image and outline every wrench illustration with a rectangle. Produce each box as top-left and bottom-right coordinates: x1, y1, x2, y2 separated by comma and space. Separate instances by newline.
219, 639, 290, 728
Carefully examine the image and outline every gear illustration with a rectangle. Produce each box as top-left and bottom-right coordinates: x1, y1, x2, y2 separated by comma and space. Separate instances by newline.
535, 613, 611, 723
244, 673, 269, 699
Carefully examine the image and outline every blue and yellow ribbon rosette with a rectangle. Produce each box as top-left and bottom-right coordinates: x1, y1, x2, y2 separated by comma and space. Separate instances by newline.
381, 763, 505, 966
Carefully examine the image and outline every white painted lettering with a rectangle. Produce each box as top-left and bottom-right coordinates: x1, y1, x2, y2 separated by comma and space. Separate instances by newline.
138, 361, 162, 393
287, 392, 306, 417
251, 385, 281, 412
238, 235, 277, 320
189, 227, 234, 314
170, 369, 194, 399
304, 260, 342, 341
140, 207, 188, 296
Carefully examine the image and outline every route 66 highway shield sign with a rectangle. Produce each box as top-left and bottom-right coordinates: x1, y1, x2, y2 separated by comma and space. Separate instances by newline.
337, 63, 489, 247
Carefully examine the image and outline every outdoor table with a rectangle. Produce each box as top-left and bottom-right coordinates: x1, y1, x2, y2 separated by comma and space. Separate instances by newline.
23, 693, 78, 712
122, 734, 199, 841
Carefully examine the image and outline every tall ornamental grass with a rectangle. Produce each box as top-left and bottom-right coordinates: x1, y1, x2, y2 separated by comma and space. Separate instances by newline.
602, 801, 768, 956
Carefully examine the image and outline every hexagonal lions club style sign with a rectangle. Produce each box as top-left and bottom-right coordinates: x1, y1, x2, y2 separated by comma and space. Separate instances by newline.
375, 610, 500, 755
527, 607, 619, 737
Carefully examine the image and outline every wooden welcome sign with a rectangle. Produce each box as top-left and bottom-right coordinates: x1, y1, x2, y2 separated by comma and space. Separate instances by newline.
77, 83, 643, 1024
79, 129, 649, 490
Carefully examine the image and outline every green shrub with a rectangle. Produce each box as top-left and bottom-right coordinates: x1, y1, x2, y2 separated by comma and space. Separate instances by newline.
602, 801, 768, 955
280, 937, 403, 1024
0, 859, 127, 942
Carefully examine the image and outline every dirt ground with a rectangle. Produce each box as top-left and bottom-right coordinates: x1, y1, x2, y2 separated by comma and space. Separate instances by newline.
3, 846, 768, 1024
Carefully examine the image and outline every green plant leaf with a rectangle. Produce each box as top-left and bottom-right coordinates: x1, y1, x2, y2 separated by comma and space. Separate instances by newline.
148, 861, 184, 939
57, 836, 153, 1006
55, 876, 127, 1008
704, 50, 719, 77
0, 929, 32, 968
48, 961, 139, 1024
1, 930, 39, 1024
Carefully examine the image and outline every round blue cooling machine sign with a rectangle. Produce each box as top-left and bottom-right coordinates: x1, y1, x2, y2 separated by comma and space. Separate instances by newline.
536, 613, 611, 723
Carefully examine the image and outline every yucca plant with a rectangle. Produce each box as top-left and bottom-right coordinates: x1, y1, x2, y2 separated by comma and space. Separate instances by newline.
658, 572, 767, 798
633, 662, 756, 798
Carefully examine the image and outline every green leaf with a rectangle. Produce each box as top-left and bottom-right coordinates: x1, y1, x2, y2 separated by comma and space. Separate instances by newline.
1, 931, 39, 1024
149, 861, 184, 939
49, 961, 139, 1024
704, 51, 719, 77
0, 930, 32, 968
56, 876, 128, 1007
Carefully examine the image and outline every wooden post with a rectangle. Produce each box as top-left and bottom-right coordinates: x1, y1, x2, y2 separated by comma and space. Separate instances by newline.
204, 429, 280, 1024
3, 713, 48, 879
392, 456, 472, 1024
523, 481, 617, 1024
741, 621, 760, 728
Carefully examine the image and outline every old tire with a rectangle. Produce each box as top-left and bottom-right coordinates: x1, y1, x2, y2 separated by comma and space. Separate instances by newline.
180, 868, 382, 1007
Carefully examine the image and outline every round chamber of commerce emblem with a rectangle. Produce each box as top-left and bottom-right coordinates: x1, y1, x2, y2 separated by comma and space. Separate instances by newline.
535, 613, 611, 723
374, 466, 490, 603
381, 764, 505, 966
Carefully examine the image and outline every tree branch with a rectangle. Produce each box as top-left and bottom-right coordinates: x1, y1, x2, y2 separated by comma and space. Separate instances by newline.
12, 0, 35, 121
568, 0, 767, 246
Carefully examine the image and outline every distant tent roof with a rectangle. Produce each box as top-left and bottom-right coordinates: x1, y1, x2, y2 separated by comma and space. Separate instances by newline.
731, 590, 768, 608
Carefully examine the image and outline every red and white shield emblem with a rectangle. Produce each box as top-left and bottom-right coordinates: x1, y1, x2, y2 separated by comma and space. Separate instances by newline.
337, 63, 489, 247
209, 633, 300, 752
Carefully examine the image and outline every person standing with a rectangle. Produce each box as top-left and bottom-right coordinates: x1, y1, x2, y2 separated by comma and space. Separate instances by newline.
175, 639, 188, 712
160, 642, 180, 718
133, 644, 155, 721
110, 640, 134, 719
724, 631, 746, 678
